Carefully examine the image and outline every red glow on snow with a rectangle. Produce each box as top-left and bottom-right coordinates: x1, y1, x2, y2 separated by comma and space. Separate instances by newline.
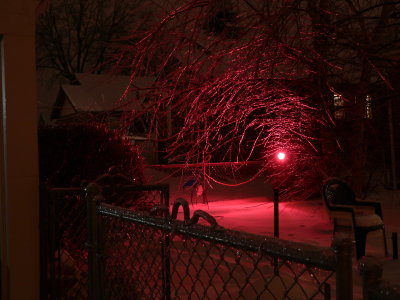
277, 152, 286, 161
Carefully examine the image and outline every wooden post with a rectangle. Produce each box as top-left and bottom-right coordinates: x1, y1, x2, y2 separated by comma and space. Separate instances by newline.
359, 256, 383, 300
332, 236, 354, 300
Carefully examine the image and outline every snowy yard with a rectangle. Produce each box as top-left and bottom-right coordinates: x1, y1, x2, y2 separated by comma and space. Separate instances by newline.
145, 168, 400, 292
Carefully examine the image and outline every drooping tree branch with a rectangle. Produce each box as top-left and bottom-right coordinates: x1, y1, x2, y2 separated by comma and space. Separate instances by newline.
114, 0, 400, 199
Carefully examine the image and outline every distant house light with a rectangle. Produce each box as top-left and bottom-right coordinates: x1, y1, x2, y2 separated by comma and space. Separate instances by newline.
365, 95, 372, 119
333, 93, 345, 119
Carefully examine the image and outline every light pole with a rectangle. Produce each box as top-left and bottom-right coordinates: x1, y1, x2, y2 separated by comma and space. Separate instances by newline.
274, 151, 286, 238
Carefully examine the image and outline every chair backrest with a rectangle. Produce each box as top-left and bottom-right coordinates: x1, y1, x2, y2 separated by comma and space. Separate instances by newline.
322, 178, 356, 208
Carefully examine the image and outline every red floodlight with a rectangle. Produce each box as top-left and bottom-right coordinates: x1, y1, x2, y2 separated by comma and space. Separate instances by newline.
277, 151, 286, 161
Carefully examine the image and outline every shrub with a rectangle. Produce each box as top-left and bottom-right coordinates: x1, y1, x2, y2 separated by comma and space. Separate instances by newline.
39, 123, 146, 298
38, 123, 145, 187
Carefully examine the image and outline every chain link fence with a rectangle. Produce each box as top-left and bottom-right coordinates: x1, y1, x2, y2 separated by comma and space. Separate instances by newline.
88, 194, 354, 300
40, 187, 87, 300
41, 175, 400, 300
40, 175, 169, 300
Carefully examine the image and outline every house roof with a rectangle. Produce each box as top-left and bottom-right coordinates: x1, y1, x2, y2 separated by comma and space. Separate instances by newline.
53, 73, 155, 119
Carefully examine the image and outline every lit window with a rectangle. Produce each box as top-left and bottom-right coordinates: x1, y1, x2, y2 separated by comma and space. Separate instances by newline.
333, 93, 345, 119
365, 95, 372, 119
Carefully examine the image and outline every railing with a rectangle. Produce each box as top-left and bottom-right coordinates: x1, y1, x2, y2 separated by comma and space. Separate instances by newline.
87, 191, 354, 300
40, 176, 169, 300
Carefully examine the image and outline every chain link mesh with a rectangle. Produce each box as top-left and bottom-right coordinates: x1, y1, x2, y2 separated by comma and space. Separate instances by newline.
47, 189, 88, 300
170, 240, 334, 299
102, 187, 165, 211
99, 207, 336, 300
41, 185, 167, 300
102, 217, 165, 299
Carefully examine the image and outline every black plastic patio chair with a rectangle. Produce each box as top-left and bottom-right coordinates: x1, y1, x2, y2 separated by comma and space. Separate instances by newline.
322, 177, 387, 260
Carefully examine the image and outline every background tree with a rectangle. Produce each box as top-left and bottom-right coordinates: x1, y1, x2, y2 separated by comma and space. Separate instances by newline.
36, 0, 152, 82
115, 0, 400, 199
306, 0, 400, 195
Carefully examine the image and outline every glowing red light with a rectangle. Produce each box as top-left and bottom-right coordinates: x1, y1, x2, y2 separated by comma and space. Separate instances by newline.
277, 152, 286, 161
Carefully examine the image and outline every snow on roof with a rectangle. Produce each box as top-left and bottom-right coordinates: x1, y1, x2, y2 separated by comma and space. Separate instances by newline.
62, 73, 155, 112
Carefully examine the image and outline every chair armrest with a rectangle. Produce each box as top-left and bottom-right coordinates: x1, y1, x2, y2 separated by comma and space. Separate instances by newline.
328, 204, 356, 212
353, 199, 383, 219
327, 205, 357, 227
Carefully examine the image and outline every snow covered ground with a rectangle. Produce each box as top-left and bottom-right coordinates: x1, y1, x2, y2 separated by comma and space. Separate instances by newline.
144, 168, 400, 288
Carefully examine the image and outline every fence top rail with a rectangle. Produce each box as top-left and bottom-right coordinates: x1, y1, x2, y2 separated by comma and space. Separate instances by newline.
43, 184, 169, 196
43, 187, 84, 195
97, 202, 337, 271
101, 184, 169, 193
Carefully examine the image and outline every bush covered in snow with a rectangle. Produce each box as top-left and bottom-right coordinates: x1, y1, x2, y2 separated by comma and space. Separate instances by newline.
38, 123, 145, 187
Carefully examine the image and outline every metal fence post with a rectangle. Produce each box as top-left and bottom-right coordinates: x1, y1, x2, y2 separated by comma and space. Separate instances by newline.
323, 282, 331, 300
96, 200, 106, 300
273, 189, 279, 238
86, 183, 104, 300
161, 184, 171, 300
359, 256, 383, 300
332, 236, 353, 300
162, 184, 170, 207
39, 185, 50, 300
48, 189, 58, 299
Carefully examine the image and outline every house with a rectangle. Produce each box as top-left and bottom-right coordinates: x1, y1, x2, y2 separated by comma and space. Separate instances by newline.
51, 73, 154, 123
50, 73, 160, 164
